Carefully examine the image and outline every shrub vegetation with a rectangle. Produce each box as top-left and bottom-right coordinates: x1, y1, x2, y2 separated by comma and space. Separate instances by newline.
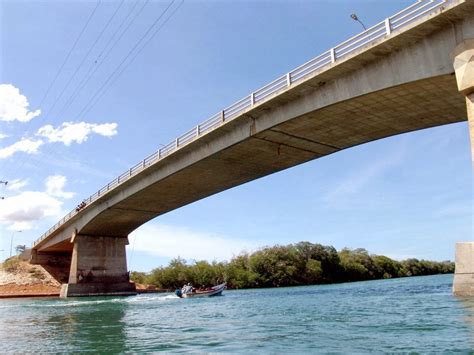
130, 242, 454, 289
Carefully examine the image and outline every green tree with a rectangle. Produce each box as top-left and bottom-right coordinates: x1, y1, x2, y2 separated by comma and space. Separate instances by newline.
15, 245, 26, 254
134, 242, 455, 290
130, 271, 149, 285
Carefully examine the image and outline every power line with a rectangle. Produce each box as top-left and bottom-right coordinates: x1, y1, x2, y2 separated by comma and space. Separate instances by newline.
1, 0, 102, 178
81, 0, 184, 120
5, 0, 183, 183
4, 0, 148, 181
7, 1, 128, 180
43, 0, 126, 122
54, 0, 147, 122
8, 1, 148, 182
76, 0, 181, 121
35, 0, 102, 121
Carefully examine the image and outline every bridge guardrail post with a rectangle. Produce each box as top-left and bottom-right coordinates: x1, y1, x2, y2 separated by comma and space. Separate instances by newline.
221, 110, 225, 122
286, 73, 291, 87
385, 18, 392, 35
330, 48, 336, 63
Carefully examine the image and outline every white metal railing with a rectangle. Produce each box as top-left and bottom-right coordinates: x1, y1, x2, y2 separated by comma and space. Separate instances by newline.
33, 0, 451, 248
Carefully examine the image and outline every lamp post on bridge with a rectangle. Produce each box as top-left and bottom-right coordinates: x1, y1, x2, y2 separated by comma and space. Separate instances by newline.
350, 13, 367, 30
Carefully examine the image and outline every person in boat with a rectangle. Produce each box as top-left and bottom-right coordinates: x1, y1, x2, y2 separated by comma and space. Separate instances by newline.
182, 283, 193, 294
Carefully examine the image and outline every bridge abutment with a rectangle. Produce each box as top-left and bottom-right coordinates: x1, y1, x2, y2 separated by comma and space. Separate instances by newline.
60, 234, 136, 298
30, 250, 71, 284
452, 39, 474, 296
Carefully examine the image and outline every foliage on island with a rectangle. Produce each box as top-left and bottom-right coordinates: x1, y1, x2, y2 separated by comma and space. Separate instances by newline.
130, 242, 454, 290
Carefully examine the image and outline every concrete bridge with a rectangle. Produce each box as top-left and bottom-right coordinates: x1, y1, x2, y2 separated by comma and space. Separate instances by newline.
28, 0, 474, 297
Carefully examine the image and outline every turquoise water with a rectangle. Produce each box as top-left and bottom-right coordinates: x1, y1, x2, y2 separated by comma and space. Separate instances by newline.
1, 274, 473, 352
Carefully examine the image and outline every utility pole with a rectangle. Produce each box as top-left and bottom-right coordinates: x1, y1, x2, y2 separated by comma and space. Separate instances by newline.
10, 230, 22, 257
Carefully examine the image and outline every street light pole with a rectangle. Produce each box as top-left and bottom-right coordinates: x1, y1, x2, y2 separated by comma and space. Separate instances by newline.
350, 13, 367, 30
10, 230, 22, 257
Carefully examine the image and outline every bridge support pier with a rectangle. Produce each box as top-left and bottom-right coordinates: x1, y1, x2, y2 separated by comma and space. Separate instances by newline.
453, 243, 474, 296
60, 234, 136, 298
452, 39, 474, 296
452, 39, 474, 161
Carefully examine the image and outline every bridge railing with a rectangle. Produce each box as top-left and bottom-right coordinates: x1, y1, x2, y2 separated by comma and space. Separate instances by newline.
33, 0, 450, 248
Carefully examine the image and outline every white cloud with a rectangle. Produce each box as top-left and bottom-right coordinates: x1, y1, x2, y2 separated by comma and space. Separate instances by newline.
130, 223, 261, 262
323, 143, 407, 205
0, 138, 43, 159
0, 133, 8, 139
6, 179, 29, 191
0, 84, 41, 122
0, 191, 62, 226
0, 175, 73, 230
91, 123, 117, 137
37, 121, 118, 146
45, 175, 74, 199
7, 221, 34, 232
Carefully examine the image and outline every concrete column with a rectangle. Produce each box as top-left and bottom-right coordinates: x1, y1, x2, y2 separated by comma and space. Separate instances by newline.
466, 93, 474, 161
452, 39, 474, 162
452, 39, 474, 296
60, 234, 136, 298
453, 243, 474, 296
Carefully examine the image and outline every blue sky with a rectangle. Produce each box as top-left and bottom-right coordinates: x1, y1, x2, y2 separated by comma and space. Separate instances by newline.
0, 0, 471, 271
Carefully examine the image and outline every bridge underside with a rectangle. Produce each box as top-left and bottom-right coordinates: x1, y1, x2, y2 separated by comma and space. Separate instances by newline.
40, 73, 465, 249
31, 74, 466, 296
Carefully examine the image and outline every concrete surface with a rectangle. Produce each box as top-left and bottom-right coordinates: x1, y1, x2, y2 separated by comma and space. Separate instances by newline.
59, 234, 135, 298
452, 38, 474, 161
453, 242, 474, 296
452, 38, 474, 296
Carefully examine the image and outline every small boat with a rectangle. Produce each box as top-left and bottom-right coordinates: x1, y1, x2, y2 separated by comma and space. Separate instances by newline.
175, 283, 226, 298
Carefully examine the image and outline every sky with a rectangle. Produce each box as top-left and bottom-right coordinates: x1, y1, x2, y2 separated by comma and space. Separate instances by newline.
0, 0, 472, 272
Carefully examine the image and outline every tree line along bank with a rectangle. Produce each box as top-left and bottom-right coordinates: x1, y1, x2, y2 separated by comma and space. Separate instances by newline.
130, 242, 454, 290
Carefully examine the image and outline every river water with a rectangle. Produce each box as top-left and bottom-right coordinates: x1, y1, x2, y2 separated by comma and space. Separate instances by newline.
1, 274, 473, 352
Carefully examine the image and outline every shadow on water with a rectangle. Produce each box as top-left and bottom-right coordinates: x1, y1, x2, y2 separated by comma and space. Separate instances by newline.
455, 296, 474, 348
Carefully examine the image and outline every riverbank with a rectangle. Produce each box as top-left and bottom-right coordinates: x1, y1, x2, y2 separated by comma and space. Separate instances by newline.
0, 257, 168, 299
0, 257, 61, 298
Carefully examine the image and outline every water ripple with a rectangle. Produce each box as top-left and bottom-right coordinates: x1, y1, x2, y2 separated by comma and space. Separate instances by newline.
0, 274, 472, 352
